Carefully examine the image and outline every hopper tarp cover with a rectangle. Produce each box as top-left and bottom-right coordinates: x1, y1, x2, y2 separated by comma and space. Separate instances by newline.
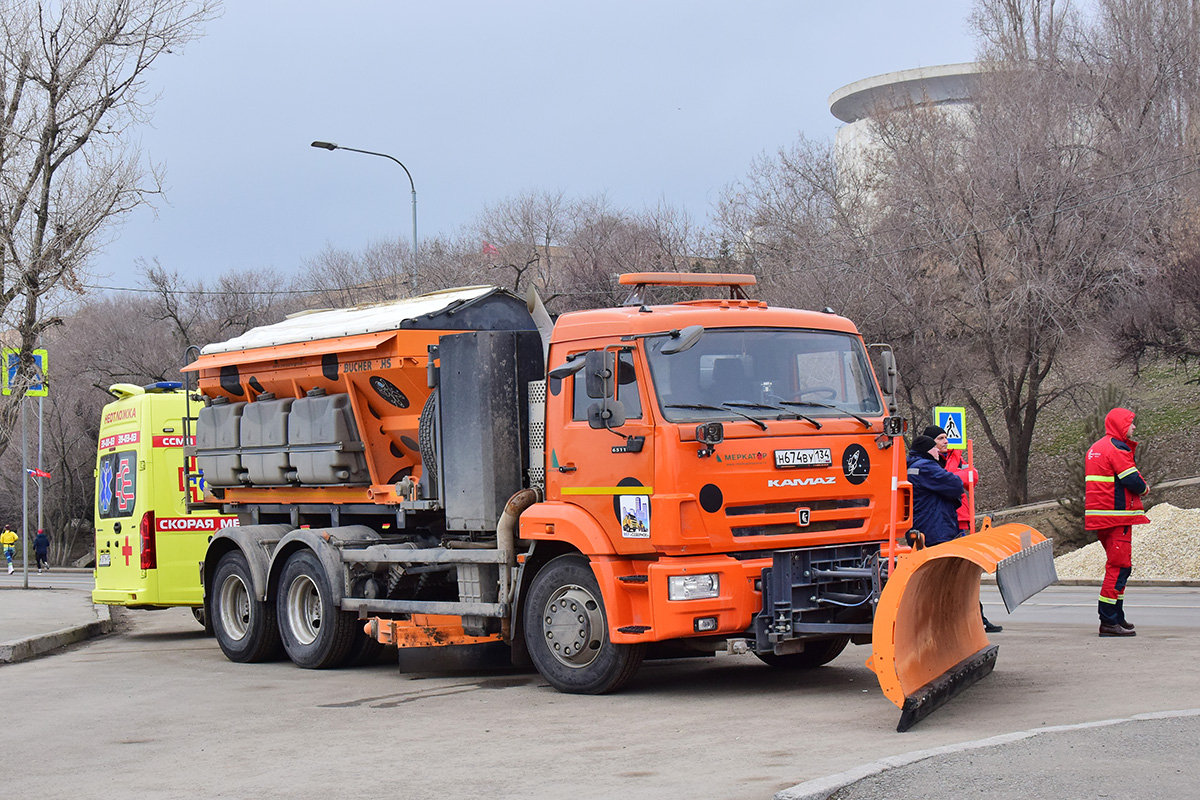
200, 286, 530, 355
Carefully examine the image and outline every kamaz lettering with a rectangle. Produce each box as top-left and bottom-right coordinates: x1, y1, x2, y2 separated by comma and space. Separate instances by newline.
768, 476, 837, 487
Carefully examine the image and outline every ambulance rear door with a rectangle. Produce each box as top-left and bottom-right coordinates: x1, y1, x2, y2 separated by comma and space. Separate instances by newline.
94, 392, 152, 601
146, 391, 216, 605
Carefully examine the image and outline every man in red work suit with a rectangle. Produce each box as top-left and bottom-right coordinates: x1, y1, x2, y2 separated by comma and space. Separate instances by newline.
1085, 408, 1150, 637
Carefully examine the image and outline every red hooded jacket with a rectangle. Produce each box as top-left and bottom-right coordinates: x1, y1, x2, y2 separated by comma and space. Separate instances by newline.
1084, 407, 1149, 530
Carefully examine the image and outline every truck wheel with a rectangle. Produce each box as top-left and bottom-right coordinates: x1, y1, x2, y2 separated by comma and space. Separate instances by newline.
211, 550, 281, 662
755, 636, 849, 669
346, 629, 386, 666
276, 549, 356, 669
524, 555, 645, 694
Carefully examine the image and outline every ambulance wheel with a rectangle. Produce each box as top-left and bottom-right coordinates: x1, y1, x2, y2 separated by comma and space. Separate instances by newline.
277, 549, 356, 669
755, 636, 849, 669
211, 550, 282, 662
524, 555, 645, 694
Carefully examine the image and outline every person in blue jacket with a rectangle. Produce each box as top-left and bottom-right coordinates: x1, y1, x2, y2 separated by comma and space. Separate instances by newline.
906, 434, 965, 546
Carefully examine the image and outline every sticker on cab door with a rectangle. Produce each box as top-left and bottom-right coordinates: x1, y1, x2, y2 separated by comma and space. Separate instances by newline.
619, 495, 650, 539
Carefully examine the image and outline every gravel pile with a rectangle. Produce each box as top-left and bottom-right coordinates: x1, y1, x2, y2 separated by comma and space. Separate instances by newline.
1054, 503, 1200, 581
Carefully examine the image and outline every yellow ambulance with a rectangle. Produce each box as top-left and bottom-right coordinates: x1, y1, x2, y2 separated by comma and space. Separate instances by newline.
93, 382, 237, 623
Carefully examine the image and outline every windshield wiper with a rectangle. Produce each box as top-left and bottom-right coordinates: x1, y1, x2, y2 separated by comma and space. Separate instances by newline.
665, 403, 768, 431
779, 400, 872, 429
724, 401, 821, 429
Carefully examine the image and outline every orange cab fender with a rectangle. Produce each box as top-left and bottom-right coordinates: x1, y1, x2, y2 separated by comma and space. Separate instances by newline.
204, 524, 294, 603
518, 500, 618, 557
267, 525, 383, 606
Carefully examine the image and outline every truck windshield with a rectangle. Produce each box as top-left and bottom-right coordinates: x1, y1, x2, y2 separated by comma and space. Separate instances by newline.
645, 327, 883, 424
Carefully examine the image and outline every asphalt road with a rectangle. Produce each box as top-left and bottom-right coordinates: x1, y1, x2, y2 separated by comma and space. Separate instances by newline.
0, 568, 94, 591
1, 583, 1198, 800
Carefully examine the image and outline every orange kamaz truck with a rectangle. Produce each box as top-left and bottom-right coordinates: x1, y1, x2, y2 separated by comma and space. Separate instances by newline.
185, 273, 1054, 730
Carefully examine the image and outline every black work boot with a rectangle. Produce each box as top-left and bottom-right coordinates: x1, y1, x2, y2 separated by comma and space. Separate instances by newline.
1099, 622, 1136, 637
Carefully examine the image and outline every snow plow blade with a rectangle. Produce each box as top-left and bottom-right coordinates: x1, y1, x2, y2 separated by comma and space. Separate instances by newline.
868, 522, 1055, 732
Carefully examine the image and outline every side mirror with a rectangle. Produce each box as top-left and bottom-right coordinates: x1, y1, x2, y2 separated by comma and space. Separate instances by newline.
547, 357, 587, 381
585, 350, 615, 399
879, 348, 897, 397
588, 399, 627, 430
869, 343, 899, 415
662, 325, 704, 355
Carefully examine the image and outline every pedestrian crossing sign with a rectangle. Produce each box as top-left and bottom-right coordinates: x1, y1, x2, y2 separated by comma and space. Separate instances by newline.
2, 348, 48, 397
933, 406, 965, 449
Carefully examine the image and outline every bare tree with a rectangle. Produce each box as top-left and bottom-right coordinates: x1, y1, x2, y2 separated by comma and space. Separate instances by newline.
141, 262, 299, 352
475, 189, 570, 296
0, 0, 221, 459
716, 0, 1200, 504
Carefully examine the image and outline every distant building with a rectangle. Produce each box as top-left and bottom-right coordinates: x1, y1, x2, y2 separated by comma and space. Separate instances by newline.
828, 63, 983, 177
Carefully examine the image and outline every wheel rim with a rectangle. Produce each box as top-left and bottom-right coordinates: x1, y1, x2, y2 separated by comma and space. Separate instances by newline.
218, 572, 251, 642
541, 584, 605, 669
285, 573, 323, 646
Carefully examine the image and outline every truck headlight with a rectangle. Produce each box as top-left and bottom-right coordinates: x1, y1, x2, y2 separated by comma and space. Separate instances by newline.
668, 573, 720, 601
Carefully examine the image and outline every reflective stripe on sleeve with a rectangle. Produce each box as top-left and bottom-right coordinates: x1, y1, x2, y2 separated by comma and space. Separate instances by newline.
1117, 467, 1140, 479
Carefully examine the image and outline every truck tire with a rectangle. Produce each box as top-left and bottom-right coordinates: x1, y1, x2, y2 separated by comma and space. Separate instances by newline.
276, 549, 356, 669
346, 628, 386, 666
755, 636, 849, 669
524, 555, 645, 694
211, 550, 282, 663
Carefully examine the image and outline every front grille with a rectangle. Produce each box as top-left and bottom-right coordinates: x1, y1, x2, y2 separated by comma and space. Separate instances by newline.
731, 518, 865, 538
726, 498, 869, 517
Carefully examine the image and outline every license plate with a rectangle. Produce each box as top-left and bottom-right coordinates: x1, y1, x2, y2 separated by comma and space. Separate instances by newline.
98, 553, 111, 567
775, 448, 832, 468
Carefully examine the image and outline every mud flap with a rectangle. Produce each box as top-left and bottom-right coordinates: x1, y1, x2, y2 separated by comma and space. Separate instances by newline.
869, 523, 1051, 731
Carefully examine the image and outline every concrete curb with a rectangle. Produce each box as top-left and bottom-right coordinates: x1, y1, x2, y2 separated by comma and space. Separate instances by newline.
773, 708, 1200, 800
0, 603, 113, 665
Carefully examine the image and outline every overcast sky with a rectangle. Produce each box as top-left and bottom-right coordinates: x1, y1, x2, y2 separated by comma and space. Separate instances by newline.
93, 1, 978, 291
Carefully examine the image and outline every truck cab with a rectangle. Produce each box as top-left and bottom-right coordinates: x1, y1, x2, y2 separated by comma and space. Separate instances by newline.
515, 274, 910, 689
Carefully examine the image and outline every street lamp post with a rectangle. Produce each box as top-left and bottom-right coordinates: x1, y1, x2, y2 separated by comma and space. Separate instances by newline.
311, 140, 419, 293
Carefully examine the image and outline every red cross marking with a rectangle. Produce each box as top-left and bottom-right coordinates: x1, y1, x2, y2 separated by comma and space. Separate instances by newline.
122, 536, 133, 566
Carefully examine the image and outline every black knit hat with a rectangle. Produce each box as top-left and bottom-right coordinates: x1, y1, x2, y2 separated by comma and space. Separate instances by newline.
922, 425, 947, 439
911, 435, 938, 455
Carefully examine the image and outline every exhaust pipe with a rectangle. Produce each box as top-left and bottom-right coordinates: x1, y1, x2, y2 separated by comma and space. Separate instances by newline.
526, 285, 553, 365
496, 487, 541, 638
